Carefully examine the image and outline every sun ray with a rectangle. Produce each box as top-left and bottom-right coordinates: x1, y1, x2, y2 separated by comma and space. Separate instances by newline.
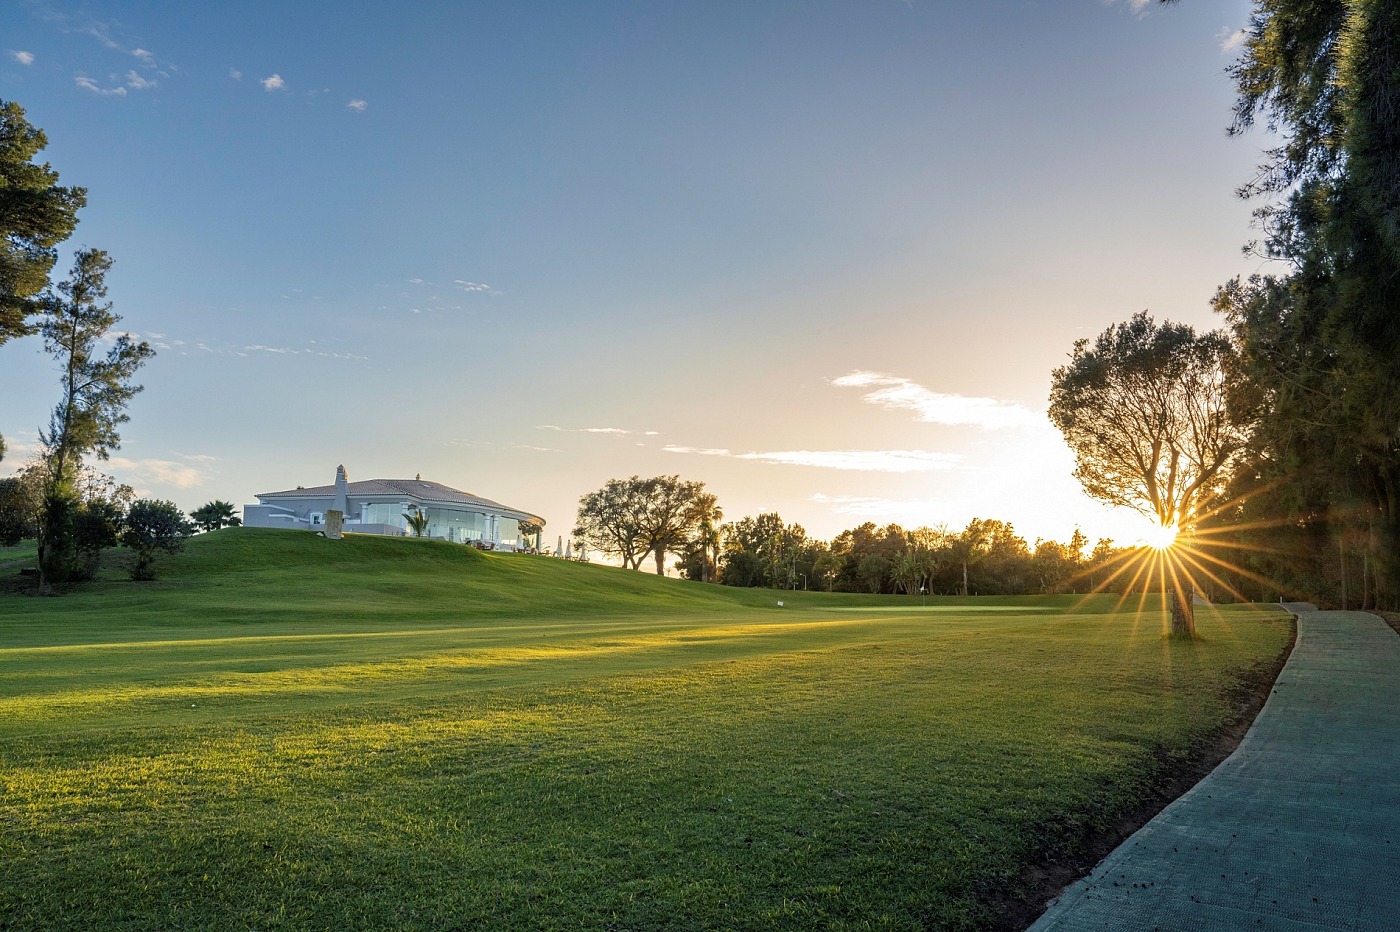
1178, 544, 1287, 595
1171, 545, 1254, 605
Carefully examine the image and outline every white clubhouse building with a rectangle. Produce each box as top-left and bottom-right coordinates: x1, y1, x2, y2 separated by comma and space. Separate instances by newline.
242, 466, 545, 550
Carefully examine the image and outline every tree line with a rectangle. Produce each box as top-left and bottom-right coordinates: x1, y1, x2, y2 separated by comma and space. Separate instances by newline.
571, 474, 1140, 595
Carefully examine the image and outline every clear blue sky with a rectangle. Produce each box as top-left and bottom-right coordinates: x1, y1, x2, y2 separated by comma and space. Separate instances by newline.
1, 0, 1268, 549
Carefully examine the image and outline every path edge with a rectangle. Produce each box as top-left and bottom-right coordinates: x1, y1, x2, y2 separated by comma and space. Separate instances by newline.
993, 605, 1299, 932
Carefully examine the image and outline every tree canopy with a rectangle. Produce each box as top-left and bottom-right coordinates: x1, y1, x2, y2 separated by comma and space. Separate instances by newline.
0, 99, 87, 463
1194, 0, 1400, 609
190, 500, 242, 533
573, 475, 711, 574
35, 248, 153, 590
1049, 312, 1247, 534
0, 99, 86, 349
122, 499, 194, 581
39, 249, 154, 483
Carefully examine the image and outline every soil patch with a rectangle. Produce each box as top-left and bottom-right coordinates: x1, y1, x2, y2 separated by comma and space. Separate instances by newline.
992, 612, 1297, 931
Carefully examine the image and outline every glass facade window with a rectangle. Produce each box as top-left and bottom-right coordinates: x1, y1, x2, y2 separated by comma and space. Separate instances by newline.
425, 508, 493, 543
351, 502, 535, 546
363, 503, 406, 528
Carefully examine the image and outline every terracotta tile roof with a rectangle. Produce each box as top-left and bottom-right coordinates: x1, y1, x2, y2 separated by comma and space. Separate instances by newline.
257, 478, 544, 525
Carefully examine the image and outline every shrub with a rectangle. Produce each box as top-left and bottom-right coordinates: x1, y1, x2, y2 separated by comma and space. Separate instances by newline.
121, 499, 194, 581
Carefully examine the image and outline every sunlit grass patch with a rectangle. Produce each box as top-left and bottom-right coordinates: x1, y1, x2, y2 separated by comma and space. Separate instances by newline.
0, 530, 1291, 930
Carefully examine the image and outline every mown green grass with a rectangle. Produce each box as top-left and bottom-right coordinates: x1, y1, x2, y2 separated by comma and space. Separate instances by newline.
0, 529, 1291, 930
0, 539, 37, 573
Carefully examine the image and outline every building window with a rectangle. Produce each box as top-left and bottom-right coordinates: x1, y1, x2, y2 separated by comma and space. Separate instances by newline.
363, 503, 406, 527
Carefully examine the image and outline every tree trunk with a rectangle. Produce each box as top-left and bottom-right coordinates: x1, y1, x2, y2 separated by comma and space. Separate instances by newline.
1168, 583, 1196, 638
654, 546, 665, 575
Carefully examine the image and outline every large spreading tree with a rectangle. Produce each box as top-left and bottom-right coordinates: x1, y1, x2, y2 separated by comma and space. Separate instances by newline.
1049, 311, 1248, 637
573, 475, 713, 573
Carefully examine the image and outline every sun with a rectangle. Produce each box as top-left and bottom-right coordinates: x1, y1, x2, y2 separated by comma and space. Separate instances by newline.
1141, 522, 1180, 550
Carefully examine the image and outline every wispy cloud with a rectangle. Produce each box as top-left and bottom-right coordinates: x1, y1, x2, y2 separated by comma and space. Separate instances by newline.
1217, 26, 1248, 53
1102, 0, 1154, 15
539, 425, 659, 436
35, 9, 166, 67
77, 21, 122, 51
241, 343, 367, 361
454, 279, 501, 295
75, 74, 126, 96
0, 432, 43, 474
347, 98, 368, 112
73, 68, 159, 96
9, 50, 35, 66
811, 493, 945, 520
664, 445, 962, 473
108, 328, 366, 361
833, 371, 1041, 430
106, 456, 207, 489
261, 73, 285, 91
229, 68, 242, 80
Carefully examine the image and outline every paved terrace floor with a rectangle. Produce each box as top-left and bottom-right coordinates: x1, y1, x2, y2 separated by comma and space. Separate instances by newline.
1028, 607, 1400, 931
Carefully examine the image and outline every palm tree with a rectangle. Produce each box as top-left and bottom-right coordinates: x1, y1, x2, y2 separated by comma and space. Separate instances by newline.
404, 508, 429, 538
189, 500, 241, 533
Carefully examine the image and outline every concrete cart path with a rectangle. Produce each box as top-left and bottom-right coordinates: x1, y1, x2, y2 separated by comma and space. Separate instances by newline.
1029, 608, 1400, 931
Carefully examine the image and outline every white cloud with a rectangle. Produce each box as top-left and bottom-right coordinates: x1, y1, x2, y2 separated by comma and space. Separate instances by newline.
126, 330, 365, 361
261, 73, 284, 91
454, 280, 501, 295
124, 70, 156, 90
131, 48, 155, 67
663, 445, 963, 473
1217, 27, 1248, 53
79, 22, 122, 51
9, 51, 35, 66
1101, 0, 1153, 15
243, 343, 367, 361
0, 433, 43, 475
663, 445, 731, 456
832, 371, 1042, 430
811, 493, 944, 521
347, 98, 367, 112
106, 457, 205, 489
538, 425, 650, 436
74, 74, 126, 96
229, 68, 242, 79
407, 278, 426, 285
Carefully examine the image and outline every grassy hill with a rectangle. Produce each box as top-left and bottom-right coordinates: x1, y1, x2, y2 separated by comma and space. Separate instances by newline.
0, 528, 1292, 930
1, 526, 1119, 637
